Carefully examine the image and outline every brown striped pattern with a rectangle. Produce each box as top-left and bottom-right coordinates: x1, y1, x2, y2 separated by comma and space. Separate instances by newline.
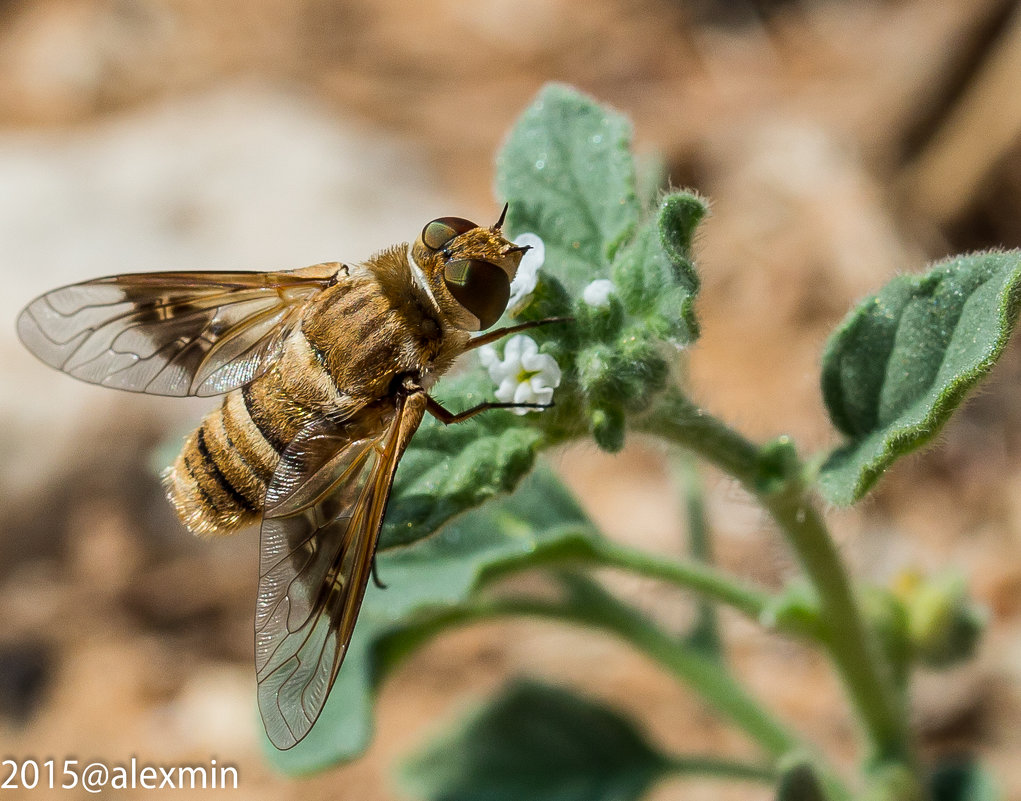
163, 259, 450, 537
302, 258, 443, 399
164, 326, 349, 536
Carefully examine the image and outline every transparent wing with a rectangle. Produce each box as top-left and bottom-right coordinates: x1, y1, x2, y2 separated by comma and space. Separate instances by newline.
255, 389, 427, 750
16, 264, 341, 396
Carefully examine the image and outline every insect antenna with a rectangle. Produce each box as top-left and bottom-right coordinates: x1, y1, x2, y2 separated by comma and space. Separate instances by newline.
494, 202, 509, 229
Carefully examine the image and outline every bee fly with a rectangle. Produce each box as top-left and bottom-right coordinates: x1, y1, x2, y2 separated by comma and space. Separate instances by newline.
16, 206, 560, 749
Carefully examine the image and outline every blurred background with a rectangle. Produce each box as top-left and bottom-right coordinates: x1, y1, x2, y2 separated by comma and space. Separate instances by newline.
3, 0, 1021, 798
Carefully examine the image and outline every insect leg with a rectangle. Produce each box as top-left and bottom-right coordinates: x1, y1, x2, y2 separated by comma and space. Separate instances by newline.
371, 557, 388, 590
465, 317, 572, 351
425, 395, 552, 424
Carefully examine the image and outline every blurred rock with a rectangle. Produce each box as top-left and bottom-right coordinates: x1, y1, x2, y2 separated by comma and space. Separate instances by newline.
0, 638, 52, 724
156, 664, 257, 755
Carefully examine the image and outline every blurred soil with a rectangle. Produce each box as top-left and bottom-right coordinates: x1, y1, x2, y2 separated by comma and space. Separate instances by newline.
3, 1, 1021, 799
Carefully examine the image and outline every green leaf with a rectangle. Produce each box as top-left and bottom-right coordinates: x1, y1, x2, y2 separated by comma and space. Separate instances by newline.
267, 466, 598, 774
496, 83, 642, 292
398, 679, 669, 801
635, 152, 668, 212
380, 372, 544, 549
818, 250, 1021, 505
613, 192, 704, 346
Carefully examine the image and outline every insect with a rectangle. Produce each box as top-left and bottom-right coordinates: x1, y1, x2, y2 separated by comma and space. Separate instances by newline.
16, 206, 559, 749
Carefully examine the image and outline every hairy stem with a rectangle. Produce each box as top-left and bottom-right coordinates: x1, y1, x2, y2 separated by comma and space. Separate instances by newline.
663, 755, 776, 782
375, 570, 851, 800
432, 595, 799, 758
673, 454, 723, 655
637, 389, 913, 768
589, 539, 772, 621
475, 531, 777, 627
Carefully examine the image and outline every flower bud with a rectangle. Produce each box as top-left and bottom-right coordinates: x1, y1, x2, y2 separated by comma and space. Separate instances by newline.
589, 403, 626, 452
755, 436, 800, 494
574, 290, 624, 343
863, 763, 925, 801
513, 271, 573, 323
901, 574, 986, 669
776, 756, 826, 801
759, 580, 822, 637
615, 334, 668, 411
576, 344, 616, 399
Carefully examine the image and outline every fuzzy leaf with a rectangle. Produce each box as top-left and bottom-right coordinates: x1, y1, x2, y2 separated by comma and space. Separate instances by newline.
496, 83, 641, 292
613, 192, 704, 345
819, 250, 1021, 505
398, 679, 669, 801
380, 372, 544, 549
266, 467, 597, 774
494, 84, 709, 456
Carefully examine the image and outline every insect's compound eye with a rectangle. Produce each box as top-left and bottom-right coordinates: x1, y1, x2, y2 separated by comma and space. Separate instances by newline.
421, 217, 477, 251
443, 259, 510, 329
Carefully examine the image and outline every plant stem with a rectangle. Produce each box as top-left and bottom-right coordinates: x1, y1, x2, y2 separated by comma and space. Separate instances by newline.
590, 539, 771, 622
673, 455, 723, 656
476, 531, 777, 628
637, 389, 914, 769
455, 594, 799, 759
765, 491, 912, 767
637, 390, 762, 486
496, 573, 850, 801
377, 580, 852, 801
663, 755, 776, 783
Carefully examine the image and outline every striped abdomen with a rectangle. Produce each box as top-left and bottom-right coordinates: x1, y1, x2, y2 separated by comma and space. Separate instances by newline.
164, 325, 355, 536
163, 257, 445, 536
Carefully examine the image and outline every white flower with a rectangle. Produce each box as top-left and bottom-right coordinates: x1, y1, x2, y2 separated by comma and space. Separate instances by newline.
478, 334, 561, 415
506, 233, 544, 314
582, 278, 616, 308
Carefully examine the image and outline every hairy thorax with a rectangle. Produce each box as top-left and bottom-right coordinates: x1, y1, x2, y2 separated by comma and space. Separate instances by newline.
164, 245, 472, 536
302, 248, 468, 403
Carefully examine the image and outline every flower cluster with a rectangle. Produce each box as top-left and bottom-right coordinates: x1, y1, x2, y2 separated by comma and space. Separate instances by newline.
481, 233, 626, 419
479, 335, 561, 415
479, 233, 562, 414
